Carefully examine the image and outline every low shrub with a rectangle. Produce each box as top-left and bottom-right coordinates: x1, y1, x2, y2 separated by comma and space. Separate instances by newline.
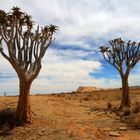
133, 114, 140, 129
123, 107, 131, 116
107, 102, 112, 109
83, 97, 89, 101
0, 108, 16, 130
132, 102, 140, 113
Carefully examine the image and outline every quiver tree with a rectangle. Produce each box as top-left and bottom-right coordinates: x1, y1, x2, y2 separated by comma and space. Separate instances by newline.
100, 38, 140, 110
0, 7, 58, 124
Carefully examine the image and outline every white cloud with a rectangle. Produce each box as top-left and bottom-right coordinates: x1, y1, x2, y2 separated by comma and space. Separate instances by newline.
31, 49, 122, 93
1, 0, 140, 94
1, 0, 140, 51
1, 48, 140, 94
0, 55, 15, 74
2, 0, 140, 44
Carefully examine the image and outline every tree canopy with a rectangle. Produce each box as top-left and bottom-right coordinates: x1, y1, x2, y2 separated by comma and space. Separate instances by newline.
0, 7, 58, 82
100, 38, 140, 77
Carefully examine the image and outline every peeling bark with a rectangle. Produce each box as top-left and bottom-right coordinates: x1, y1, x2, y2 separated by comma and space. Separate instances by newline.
0, 7, 57, 124
16, 79, 32, 124
119, 77, 131, 110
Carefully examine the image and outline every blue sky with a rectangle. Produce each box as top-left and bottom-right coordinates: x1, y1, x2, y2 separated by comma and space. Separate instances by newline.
1, 0, 140, 95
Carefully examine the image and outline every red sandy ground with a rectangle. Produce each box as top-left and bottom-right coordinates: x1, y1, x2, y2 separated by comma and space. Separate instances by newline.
0, 88, 140, 140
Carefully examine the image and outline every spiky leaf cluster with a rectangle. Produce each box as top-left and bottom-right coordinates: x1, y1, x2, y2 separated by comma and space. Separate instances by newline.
0, 7, 58, 82
100, 38, 140, 76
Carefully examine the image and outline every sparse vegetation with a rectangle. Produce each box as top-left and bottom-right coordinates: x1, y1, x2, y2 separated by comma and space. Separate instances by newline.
107, 102, 112, 109
83, 97, 89, 101
133, 114, 140, 129
132, 101, 140, 113
0, 88, 140, 139
0, 108, 16, 130
123, 107, 131, 116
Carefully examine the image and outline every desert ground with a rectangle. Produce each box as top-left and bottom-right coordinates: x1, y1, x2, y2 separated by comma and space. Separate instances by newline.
0, 87, 140, 140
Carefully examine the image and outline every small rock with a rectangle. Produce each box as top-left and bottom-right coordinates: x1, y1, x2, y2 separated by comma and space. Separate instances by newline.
116, 116, 120, 120
109, 131, 121, 137
38, 132, 44, 136
38, 130, 46, 136
67, 130, 73, 137
103, 127, 111, 131
25, 128, 31, 131
67, 130, 72, 134
119, 126, 127, 131
30, 136, 36, 140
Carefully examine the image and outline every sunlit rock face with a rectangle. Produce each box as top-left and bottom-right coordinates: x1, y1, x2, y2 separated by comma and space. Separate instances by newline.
76, 86, 101, 92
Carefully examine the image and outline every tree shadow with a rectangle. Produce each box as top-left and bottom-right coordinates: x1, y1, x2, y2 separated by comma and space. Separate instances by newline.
0, 108, 16, 138
0, 130, 12, 137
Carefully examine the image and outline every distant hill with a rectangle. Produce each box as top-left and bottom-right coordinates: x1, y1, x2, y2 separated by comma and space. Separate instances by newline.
76, 86, 140, 93
130, 86, 140, 88
76, 86, 102, 93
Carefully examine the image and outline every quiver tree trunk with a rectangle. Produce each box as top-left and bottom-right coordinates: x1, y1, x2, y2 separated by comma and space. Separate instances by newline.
119, 76, 131, 110
16, 79, 32, 124
100, 38, 140, 111
0, 7, 58, 125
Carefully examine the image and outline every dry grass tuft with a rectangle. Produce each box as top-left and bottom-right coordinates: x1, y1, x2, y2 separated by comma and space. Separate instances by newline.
123, 107, 131, 116
132, 113, 140, 129
0, 108, 16, 130
107, 102, 112, 109
132, 102, 140, 113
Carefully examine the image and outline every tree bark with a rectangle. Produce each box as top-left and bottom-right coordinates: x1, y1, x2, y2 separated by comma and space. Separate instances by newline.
16, 79, 32, 124
119, 76, 131, 110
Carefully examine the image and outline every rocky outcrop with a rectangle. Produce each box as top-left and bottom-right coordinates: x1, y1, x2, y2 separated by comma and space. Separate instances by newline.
76, 86, 101, 93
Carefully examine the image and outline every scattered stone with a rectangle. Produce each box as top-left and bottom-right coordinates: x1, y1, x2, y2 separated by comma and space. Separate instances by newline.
119, 126, 127, 131
38, 132, 44, 136
67, 130, 73, 137
106, 112, 113, 118
103, 127, 111, 131
109, 131, 120, 137
67, 130, 72, 134
116, 116, 120, 120
30, 136, 36, 140
25, 128, 31, 131
38, 129, 46, 136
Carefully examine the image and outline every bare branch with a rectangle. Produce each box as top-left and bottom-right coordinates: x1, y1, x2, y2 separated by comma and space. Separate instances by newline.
100, 38, 140, 78
0, 7, 58, 82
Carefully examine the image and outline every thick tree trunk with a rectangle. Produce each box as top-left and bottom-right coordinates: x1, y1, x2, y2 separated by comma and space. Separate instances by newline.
119, 77, 131, 110
16, 79, 32, 124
